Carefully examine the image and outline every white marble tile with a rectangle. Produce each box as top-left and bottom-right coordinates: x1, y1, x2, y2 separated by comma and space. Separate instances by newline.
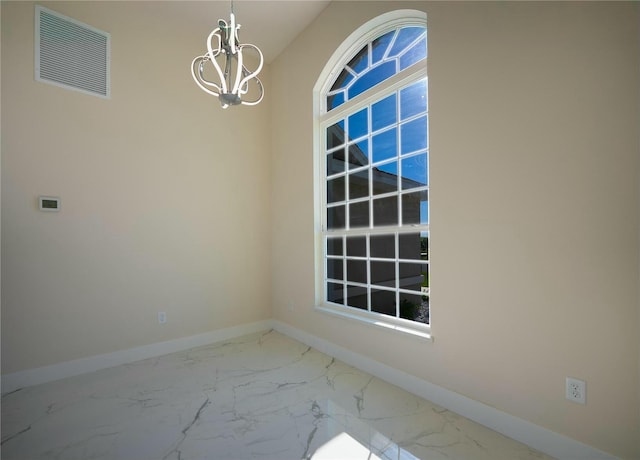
1, 330, 554, 459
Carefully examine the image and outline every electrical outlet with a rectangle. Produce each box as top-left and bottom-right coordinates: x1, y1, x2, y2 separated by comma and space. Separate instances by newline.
158, 312, 167, 324
288, 301, 294, 312
566, 377, 586, 404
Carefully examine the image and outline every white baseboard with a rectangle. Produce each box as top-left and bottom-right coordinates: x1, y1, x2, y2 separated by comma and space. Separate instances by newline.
1, 320, 272, 394
270, 320, 617, 460
1, 318, 618, 460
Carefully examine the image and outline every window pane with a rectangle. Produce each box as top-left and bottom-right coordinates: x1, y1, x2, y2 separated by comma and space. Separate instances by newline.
327, 176, 345, 203
372, 161, 398, 195
388, 27, 424, 57
373, 196, 398, 227
400, 80, 427, 120
330, 68, 355, 91
327, 258, 344, 281
372, 93, 397, 132
371, 289, 395, 316
399, 293, 427, 323
398, 233, 423, 260
370, 234, 395, 259
402, 190, 428, 225
327, 282, 344, 304
401, 153, 427, 189
371, 261, 395, 288
348, 140, 369, 169
399, 262, 428, 291
327, 149, 346, 176
327, 91, 345, 111
347, 61, 396, 101
346, 285, 367, 310
400, 37, 427, 70
349, 201, 369, 228
327, 120, 345, 149
327, 237, 343, 256
327, 205, 345, 230
349, 170, 369, 200
400, 116, 427, 155
371, 30, 394, 64
372, 128, 397, 163
347, 45, 369, 73
347, 260, 367, 284
348, 108, 368, 141
418, 295, 430, 324
347, 236, 366, 257
421, 232, 429, 260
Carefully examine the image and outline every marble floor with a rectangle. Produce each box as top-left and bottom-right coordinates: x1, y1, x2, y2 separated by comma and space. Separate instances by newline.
1, 330, 554, 460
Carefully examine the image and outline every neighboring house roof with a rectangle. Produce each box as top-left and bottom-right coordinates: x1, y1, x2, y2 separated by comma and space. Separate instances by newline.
326, 124, 425, 190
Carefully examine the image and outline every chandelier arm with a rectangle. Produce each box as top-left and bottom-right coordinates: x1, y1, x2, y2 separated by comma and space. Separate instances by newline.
191, 56, 221, 96
236, 64, 254, 96
192, 56, 223, 91
239, 83, 264, 105
237, 67, 250, 96
206, 28, 223, 58
235, 44, 264, 95
239, 76, 264, 106
231, 44, 246, 96
206, 29, 228, 94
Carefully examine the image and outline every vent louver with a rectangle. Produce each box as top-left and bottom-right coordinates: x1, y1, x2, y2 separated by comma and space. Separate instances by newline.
35, 5, 110, 98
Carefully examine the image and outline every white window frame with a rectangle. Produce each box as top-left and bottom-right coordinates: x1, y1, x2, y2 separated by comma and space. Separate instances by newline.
313, 10, 431, 340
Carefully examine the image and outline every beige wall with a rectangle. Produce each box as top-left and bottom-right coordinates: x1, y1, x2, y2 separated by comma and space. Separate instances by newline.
270, 2, 639, 459
1, 1, 272, 373
2, 1, 639, 458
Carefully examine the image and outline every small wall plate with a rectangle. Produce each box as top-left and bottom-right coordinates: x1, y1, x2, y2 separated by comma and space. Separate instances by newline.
39, 196, 60, 211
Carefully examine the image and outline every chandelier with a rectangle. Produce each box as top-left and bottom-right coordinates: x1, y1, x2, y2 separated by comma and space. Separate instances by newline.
191, 2, 264, 108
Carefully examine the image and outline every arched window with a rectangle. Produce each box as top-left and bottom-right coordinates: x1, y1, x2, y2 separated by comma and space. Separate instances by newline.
314, 11, 430, 336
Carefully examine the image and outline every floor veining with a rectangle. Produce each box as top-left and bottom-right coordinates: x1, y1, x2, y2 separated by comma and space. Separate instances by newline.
1, 330, 554, 459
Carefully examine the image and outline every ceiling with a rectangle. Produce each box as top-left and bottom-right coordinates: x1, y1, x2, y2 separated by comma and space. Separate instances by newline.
170, 1, 331, 63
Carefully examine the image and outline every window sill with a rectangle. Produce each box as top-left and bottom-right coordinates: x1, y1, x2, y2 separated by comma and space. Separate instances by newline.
315, 304, 433, 342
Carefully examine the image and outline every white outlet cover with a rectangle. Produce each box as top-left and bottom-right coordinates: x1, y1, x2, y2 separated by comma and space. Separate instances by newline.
158, 312, 167, 324
566, 377, 586, 404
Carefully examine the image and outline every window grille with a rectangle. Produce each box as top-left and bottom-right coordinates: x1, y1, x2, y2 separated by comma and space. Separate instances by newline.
316, 16, 429, 331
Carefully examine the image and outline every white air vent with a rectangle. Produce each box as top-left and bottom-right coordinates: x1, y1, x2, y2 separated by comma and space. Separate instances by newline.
35, 5, 110, 98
